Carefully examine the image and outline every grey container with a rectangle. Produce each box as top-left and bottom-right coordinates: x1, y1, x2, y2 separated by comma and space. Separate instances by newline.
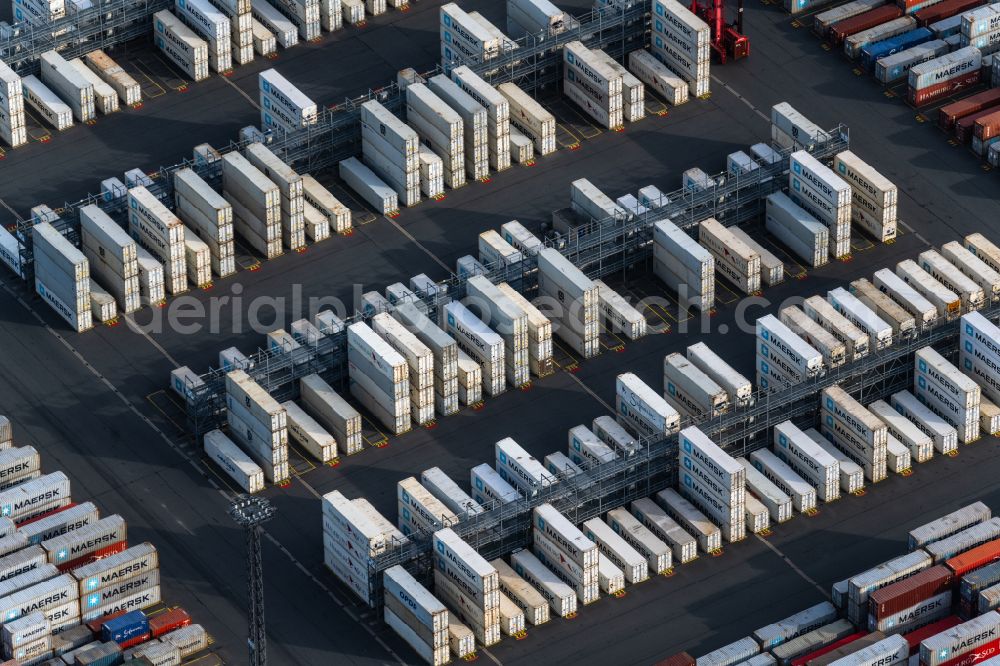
754, 602, 838, 649
771, 619, 855, 666
697, 636, 760, 666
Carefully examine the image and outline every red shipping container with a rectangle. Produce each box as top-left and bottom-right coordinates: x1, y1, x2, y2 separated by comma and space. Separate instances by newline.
15, 502, 78, 528
946, 539, 1000, 576
656, 653, 696, 666
910, 69, 982, 106
974, 109, 1000, 140
829, 6, 904, 44
150, 608, 191, 637
915, 0, 986, 26
938, 635, 1000, 666
87, 610, 127, 636
939, 88, 1000, 130
58, 540, 128, 573
870, 565, 954, 620
954, 104, 1000, 141
903, 616, 963, 655
792, 632, 867, 666
120, 631, 151, 650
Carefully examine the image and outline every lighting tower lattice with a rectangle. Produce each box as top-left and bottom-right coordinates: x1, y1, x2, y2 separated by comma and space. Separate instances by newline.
230, 495, 276, 666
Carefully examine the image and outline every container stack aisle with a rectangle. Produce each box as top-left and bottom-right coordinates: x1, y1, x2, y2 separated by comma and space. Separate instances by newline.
221, 151, 283, 259
244, 142, 307, 251
537, 248, 599, 358
426, 74, 489, 182
498, 82, 556, 156
347, 322, 411, 435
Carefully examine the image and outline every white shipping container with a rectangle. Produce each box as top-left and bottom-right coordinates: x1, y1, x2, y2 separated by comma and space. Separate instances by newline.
617, 373, 681, 438
299, 374, 363, 455
754, 602, 838, 649
803, 296, 870, 361
605, 507, 672, 574
697, 637, 761, 666
828, 287, 893, 350
582, 517, 648, 584
848, 279, 915, 341
687, 342, 754, 409
757, 314, 825, 378
765, 192, 829, 269
421, 467, 483, 519
918, 250, 986, 312
896, 259, 961, 319
630, 498, 699, 563
496, 437, 553, 496
749, 449, 817, 513
655, 488, 722, 554
780, 306, 846, 369
773, 421, 840, 502
509, 549, 577, 618
942, 241, 1000, 303
867, 401, 933, 464
872, 268, 938, 330
891, 390, 958, 454
491, 558, 549, 626
908, 502, 991, 550
470, 464, 520, 506
738, 457, 795, 523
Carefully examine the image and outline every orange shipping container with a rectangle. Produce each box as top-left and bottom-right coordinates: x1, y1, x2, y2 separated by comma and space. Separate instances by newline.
945, 538, 1000, 576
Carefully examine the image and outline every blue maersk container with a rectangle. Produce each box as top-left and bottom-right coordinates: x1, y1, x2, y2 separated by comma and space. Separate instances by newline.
860, 28, 934, 71
102, 610, 149, 644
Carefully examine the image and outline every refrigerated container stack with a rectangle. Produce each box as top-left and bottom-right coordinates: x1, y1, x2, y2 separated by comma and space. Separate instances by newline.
779, 305, 846, 369
372, 313, 435, 425
756, 313, 824, 390
467, 276, 529, 388
427, 74, 489, 181
537, 247, 600, 358
451, 66, 511, 172
444, 300, 505, 397
439, 3, 501, 68
789, 150, 851, 259
593, 49, 644, 122
259, 69, 317, 135
532, 504, 600, 605
848, 278, 916, 342
567, 424, 617, 467
221, 152, 283, 259
383, 565, 450, 666
406, 83, 466, 190
300, 373, 364, 454
497, 82, 556, 156
322, 490, 388, 602
360, 99, 420, 207
347, 322, 411, 435
206, 0, 253, 66
173, 167, 237, 278
252, 18, 278, 55
562, 40, 624, 130
252, 0, 298, 47
894, 260, 961, 321
392, 302, 460, 416
867, 400, 934, 463
650, 0, 711, 97
495, 283, 554, 377
804, 428, 865, 495
79, 205, 141, 314
153, 11, 210, 82
21, 76, 72, 131
687, 342, 754, 409
172, 0, 232, 73
127, 186, 188, 295
773, 421, 840, 503
835, 151, 897, 243
747, 449, 817, 515
281, 399, 336, 463
203, 429, 265, 492
941, 241, 1000, 303
919, 249, 987, 312
959, 311, 1000, 424
301, 174, 350, 235
269, 0, 321, 41
224, 370, 289, 483
0, 59, 26, 148
570, 178, 624, 222
676, 427, 746, 543
700, 217, 762, 294
820, 385, 888, 482
663, 353, 728, 418
39, 51, 95, 123
84, 51, 141, 107
627, 49, 689, 106
66, 59, 118, 115
593, 280, 646, 340
244, 143, 307, 251
433, 528, 501, 646
397, 477, 457, 535
32, 223, 92, 332
828, 287, 894, 351
616, 372, 681, 439
913, 345, 981, 444
506, 0, 578, 38
135, 244, 166, 307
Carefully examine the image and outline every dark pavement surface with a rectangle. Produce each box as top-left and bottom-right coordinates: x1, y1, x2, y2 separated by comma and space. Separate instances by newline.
2, 0, 1000, 664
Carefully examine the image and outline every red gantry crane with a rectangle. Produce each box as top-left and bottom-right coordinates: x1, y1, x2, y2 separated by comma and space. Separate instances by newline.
689, 0, 750, 63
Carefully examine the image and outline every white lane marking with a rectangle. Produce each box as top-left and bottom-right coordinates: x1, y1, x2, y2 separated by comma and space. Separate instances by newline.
221, 75, 261, 110
124, 314, 182, 369
2, 278, 406, 666
710, 75, 769, 122
482, 647, 504, 665
385, 215, 451, 273
755, 534, 830, 600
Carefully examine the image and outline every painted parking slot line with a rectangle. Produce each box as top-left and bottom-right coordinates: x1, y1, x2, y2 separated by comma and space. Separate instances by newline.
761, 236, 808, 278
124, 60, 167, 98
556, 122, 581, 148
555, 100, 603, 139
149, 53, 191, 91
145, 390, 190, 435
128, 58, 173, 96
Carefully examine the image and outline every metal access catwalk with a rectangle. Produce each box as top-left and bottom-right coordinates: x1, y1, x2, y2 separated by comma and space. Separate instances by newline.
179, 123, 849, 438
358, 304, 1000, 607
